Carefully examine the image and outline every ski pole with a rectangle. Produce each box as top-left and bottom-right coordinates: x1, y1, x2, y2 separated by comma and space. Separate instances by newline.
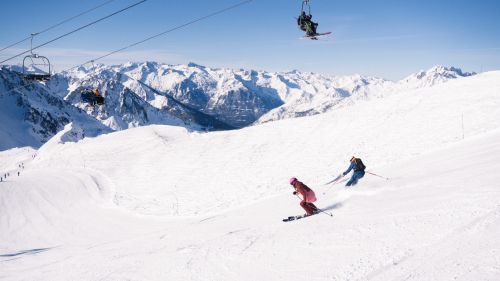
315, 207, 333, 217
324, 174, 343, 185
366, 171, 389, 180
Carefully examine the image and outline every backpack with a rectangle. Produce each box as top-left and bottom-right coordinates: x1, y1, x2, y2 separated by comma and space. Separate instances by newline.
355, 158, 366, 171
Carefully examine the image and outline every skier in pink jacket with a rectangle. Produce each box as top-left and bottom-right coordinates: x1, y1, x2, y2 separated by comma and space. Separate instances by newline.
289, 177, 319, 215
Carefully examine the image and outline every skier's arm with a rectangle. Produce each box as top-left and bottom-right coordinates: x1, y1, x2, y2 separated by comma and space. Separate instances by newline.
343, 163, 354, 176
295, 184, 306, 197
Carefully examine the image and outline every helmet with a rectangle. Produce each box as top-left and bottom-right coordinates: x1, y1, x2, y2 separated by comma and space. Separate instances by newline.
289, 177, 298, 185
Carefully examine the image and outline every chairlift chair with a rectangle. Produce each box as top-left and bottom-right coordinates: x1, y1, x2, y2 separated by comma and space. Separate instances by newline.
22, 54, 51, 81
22, 33, 51, 81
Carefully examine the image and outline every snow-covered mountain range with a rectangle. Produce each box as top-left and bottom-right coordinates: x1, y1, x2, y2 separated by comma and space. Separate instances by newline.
0, 67, 110, 150
0, 63, 475, 150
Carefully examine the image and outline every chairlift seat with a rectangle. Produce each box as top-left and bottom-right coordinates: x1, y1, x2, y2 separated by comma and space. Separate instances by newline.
24, 74, 51, 81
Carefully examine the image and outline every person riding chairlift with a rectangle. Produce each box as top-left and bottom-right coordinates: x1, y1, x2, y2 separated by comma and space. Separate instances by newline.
297, 11, 318, 36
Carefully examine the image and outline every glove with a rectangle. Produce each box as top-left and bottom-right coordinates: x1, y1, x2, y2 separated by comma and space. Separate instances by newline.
342, 172, 346, 176
293, 191, 298, 195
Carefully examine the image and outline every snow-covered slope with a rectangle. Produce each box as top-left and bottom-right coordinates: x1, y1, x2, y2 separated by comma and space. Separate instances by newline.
0, 71, 499, 280
23, 70, 500, 216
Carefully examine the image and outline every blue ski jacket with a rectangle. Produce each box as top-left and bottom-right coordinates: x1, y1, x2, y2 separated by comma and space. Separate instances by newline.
343, 162, 364, 175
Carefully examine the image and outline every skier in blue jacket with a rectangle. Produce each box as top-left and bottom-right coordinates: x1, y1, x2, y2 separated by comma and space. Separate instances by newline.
343, 156, 366, 186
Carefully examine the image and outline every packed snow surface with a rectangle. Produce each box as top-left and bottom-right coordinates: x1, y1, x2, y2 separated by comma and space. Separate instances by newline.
1, 71, 499, 280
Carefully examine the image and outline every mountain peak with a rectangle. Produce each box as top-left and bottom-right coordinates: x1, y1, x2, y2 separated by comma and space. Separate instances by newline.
426, 65, 475, 77
401, 65, 475, 87
187, 62, 205, 68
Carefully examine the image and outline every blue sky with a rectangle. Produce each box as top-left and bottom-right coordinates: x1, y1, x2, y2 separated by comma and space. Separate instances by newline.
1, 0, 499, 80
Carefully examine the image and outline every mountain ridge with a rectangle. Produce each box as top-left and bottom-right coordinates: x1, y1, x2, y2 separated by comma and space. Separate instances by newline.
0, 63, 476, 150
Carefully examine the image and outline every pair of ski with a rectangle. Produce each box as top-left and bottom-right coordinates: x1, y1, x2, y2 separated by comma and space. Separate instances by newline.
282, 208, 333, 222
302, 31, 332, 40
282, 212, 318, 222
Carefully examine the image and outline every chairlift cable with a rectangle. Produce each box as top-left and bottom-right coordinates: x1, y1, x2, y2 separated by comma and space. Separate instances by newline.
71, 0, 253, 69
1, 0, 253, 96
0, 0, 116, 54
0, 0, 148, 65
